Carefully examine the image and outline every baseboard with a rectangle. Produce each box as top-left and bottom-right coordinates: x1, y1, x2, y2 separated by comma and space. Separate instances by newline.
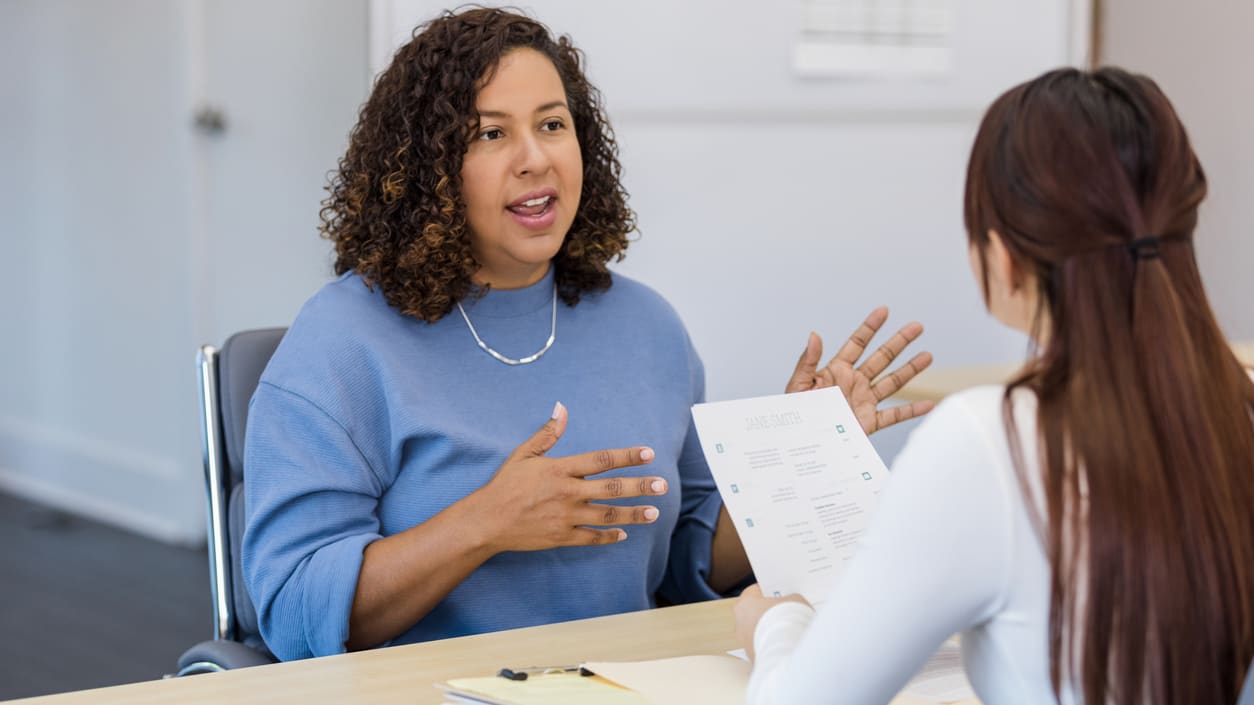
0, 414, 206, 545
0, 414, 182, 481
0, 467, 205, 547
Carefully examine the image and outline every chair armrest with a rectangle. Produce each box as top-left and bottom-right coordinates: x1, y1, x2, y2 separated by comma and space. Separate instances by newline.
177, 639, 276, 675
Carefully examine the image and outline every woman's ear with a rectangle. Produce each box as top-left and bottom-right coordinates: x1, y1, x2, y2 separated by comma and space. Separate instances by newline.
988, 230, 1018, 291
986, 229, 1021, 292
979, 228, 1045, 337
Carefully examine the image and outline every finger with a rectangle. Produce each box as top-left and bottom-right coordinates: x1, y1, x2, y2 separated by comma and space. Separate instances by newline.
857, 321, 924, 380
812, 366, 836, 390
567, 527, 628, 546
870, 351, 933, 401
831, 307, 889, 366
874, 399, 936, 430
515, 401, 568, 459
784, 332, 823, 393
584, 475, 669, 500
560, 445, 655, 478
579, 503, 660, 526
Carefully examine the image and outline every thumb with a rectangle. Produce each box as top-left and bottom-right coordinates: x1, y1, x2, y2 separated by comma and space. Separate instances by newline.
517, 401, 568, 458
785, 332, 823, 392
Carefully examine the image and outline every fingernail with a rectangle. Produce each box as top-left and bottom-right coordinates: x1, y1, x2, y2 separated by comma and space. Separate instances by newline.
644, 507, 659, 521
551, 401, 564, 419
640, 447, 655, 462
650, 479, 666, 493
616, 529, 627, 541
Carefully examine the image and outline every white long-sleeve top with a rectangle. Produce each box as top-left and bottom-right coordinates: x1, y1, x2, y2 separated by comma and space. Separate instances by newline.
749, 385, 1078, 705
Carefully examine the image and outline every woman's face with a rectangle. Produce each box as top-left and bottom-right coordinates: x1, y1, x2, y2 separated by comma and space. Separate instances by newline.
460, 48, 583, 289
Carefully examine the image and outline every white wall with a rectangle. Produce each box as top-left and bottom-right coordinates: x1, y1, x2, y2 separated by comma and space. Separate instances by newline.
0, 1, 368, 544
1, 0, 202, 542
0, 0, 1117, 542
612, 119, 1000, 460
1101, 0, 1254, 342
374, 0, 1088, 457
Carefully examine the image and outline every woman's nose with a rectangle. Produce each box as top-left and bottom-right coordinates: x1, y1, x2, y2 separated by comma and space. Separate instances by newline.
514, 132, 552, 177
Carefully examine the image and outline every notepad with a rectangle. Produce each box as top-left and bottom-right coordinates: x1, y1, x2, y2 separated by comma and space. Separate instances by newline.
584, 655, 750, 705
438, 670, 654, 705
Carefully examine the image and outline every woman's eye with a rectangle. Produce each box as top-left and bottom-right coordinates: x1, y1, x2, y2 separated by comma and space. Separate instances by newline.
478, 128, 504, 141
540, 119, 565, 132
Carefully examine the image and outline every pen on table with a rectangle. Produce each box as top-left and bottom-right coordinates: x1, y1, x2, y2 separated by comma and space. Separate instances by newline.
497, 665, 595, 681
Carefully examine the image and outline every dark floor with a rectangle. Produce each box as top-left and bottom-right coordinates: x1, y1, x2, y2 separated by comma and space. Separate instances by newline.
0, 491, 210, 700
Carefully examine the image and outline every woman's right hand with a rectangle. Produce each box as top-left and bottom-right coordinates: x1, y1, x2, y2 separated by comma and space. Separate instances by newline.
471, 401, 669, 552
349, 401, 665, 650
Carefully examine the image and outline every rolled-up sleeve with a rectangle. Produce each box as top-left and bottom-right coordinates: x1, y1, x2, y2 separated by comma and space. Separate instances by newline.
242, 382, 385, 661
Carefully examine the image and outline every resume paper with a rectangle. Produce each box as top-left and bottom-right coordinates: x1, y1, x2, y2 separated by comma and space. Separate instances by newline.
692, 386, 887, 605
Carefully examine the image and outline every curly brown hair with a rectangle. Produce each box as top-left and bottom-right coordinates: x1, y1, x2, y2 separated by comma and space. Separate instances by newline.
319, 7, 636, 322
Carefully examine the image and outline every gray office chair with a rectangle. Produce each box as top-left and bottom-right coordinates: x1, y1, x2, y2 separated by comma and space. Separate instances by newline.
176, 328, 286, 675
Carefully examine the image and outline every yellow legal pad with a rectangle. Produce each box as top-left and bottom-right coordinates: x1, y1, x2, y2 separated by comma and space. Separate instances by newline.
439, 670, 655, 705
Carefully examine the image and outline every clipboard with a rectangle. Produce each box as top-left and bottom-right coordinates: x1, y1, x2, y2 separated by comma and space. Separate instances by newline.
438, 669, 655, 705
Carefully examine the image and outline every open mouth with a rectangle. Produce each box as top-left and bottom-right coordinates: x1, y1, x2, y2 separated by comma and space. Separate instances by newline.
506, 195, 554, 217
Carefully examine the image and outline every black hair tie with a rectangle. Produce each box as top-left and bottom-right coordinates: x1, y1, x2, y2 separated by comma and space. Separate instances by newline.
1126, 236, 1162, 260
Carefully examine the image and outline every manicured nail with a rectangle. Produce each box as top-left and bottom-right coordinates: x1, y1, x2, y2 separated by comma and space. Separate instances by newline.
551, 401, 564, 419
616, 529, 627, 541
650, 479, 666, 493
640, 447, 655, 462
644, 507, 659, 521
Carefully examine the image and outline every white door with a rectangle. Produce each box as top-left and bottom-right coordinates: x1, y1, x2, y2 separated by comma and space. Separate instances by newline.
194, 0, 370, 345
0, 0, 369, 543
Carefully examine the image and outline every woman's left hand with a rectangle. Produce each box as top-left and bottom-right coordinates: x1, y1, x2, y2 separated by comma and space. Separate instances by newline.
733, 584, 811, 661
784, 307, 935, 435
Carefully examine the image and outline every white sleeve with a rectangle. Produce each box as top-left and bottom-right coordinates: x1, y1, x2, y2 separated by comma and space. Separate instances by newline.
748, 393, 1018, 705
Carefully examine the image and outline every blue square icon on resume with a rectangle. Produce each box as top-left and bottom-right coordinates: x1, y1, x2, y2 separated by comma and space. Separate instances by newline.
836, 424, 846, 433
715, 443, 725, 453
730, 483, 740, 494
745, 518, 755, 528
862, 472, 872, 480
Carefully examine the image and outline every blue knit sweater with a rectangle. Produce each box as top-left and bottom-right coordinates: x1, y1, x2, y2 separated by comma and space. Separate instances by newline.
242, 267, 723, 661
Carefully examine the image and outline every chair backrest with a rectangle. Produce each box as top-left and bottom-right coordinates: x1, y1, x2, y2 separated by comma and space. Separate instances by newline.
197, 327, 286, 651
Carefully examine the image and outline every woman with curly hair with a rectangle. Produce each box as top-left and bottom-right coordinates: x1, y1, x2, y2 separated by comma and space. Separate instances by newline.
241, 7, 931, 661
734, 67, 1254, 705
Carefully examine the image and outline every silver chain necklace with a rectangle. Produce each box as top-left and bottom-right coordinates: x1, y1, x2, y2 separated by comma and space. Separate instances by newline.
455, 285, 557, 365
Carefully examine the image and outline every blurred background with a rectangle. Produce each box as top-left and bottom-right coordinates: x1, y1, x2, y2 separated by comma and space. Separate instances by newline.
1, 0, 1250, 698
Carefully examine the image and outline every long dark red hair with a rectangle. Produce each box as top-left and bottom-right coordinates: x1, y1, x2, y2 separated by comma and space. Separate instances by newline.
965, 67, 1254, 704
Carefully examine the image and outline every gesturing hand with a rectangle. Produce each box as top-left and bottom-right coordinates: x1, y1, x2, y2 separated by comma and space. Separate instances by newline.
784, 307, 935, 435
475, 402, 669, 553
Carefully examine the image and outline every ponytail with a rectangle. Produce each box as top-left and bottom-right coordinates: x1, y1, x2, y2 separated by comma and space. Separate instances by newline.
966, 66, 1254, 704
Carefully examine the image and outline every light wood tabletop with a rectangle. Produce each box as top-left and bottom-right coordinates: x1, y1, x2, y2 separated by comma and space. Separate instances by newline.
11, 598, 976, 705
894, 341, 1254, 403
12, 600, 737, 705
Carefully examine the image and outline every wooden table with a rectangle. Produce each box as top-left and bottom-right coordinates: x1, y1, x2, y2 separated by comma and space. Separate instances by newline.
13, 601, 736, 705
895, 341, 1254, 403
12, 599, 977, 705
